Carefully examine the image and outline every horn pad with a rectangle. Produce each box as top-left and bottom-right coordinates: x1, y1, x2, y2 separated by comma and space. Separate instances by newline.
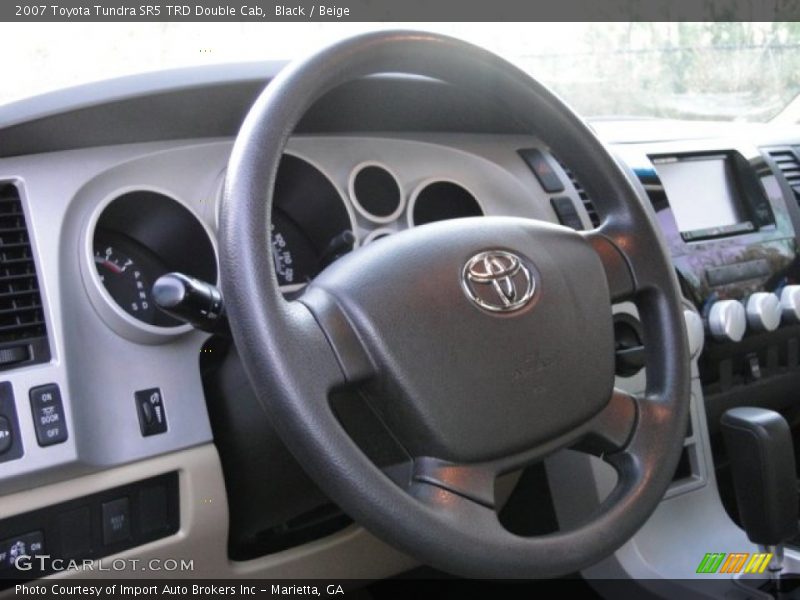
307, 216, 616, 463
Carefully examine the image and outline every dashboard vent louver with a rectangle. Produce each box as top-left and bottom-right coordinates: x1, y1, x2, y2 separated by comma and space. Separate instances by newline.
768, 149, 800, 201
555, 159, 602, 228
0, 183, 49, 367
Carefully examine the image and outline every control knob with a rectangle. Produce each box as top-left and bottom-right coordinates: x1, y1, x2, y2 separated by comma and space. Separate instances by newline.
780, 285, 800, 324
746, 292, 781, 333
708, 299, 746, 343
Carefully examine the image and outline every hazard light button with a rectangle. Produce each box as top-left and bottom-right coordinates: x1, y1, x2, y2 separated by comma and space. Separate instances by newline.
135, 388, 167, 436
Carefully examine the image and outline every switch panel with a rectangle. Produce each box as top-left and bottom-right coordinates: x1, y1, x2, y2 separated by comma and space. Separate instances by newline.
0, 472, 178, 584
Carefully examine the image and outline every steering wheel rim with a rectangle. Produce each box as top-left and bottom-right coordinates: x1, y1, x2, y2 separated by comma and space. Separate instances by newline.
219, 30, 691, 578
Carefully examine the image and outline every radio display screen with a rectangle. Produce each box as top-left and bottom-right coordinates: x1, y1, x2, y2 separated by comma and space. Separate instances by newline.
654, 155, 746, 234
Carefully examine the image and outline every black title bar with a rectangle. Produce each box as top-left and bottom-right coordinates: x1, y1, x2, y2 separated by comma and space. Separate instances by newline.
3, 0, 800, 22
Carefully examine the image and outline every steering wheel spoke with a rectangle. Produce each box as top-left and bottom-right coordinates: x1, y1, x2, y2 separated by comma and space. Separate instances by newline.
298, 286, 377, 385
412, 456, 499, 508
278, 299, 357, 399
410, 477, 501, 534
572, 388, 638, 458
581, 229, 637, 303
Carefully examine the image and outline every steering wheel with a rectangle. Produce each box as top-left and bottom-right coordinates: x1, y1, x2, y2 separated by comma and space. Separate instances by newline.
219, 31, 690, 578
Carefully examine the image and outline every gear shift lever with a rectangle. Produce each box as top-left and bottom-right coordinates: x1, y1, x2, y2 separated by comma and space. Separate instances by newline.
721, 407, 799, 585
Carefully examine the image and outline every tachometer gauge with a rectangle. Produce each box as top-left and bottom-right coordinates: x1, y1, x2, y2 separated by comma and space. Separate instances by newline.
94, 245, 156, 323
93, 231, 181, 327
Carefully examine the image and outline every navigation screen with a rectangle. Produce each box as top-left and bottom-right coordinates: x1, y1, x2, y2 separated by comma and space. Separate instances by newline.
654, 156, 745, 233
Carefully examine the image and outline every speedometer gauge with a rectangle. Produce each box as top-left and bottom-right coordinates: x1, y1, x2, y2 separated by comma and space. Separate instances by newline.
271, 208, 321, 287
267, 155, 357, 290
212, 154, 358, 291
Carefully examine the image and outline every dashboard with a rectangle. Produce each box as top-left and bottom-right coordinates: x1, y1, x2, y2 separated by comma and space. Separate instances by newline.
1, 64, 800, 583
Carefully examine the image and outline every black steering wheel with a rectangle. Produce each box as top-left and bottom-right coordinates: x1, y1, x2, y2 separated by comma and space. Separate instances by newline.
219, 31, 690, 578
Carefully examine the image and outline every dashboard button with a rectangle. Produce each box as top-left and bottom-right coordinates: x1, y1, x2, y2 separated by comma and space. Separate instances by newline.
550, 196, 584, 230
102, 498, 131, 545
1, 531, 45, 570
0, 416, 11, 455
135, 388, 167, 436
746, 292, 781, 332
518, 148, 565, 193
0, 382, 23, 464
29, 384, 68, 446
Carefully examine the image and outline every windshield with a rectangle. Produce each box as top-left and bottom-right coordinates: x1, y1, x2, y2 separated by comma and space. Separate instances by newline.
4, 22, 800, 121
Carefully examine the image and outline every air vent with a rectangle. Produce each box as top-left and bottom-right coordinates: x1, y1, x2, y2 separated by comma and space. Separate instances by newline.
768, 148, 800, 201
555, 159, 602, 228
0, 183, 50, 369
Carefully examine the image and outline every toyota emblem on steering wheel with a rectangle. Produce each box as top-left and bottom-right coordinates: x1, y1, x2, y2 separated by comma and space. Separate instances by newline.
461, 250, 535, 313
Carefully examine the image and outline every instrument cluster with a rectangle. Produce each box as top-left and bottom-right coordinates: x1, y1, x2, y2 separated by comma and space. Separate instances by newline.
87, 150, 486, 339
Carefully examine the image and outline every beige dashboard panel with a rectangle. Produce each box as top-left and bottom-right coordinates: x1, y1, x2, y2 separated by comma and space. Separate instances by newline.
0, 444, 417, 589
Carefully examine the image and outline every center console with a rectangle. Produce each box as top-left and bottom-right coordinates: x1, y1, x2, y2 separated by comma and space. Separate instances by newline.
624, 144, 800, 418
544, 137, 800, 590
637, 148, 796, 323
632, 142, 800, 526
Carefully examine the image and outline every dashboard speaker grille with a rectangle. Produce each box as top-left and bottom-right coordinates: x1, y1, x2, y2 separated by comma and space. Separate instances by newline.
0, 183, 50, 368
555, 159, 602, 228
768, 148, 800, 201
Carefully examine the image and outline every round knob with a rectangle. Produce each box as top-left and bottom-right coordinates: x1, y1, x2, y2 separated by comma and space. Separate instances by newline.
746, 292, 781, 332
708, 300, 746, 343
780, 285, 800, 323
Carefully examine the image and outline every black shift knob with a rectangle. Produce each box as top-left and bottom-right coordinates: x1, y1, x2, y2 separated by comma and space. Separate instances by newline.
721, 407, 799, 546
